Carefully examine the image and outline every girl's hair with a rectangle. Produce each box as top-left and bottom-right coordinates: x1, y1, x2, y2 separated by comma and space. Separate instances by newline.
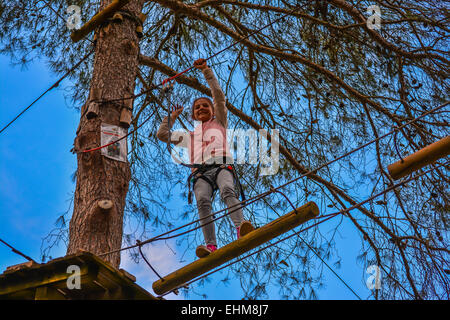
191, 97, 213, 120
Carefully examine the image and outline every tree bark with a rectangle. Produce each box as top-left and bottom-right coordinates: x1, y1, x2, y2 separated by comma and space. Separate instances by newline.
67, 0, 144, 268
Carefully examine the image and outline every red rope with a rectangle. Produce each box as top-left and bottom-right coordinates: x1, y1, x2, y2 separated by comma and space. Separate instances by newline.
81, 138, 122, 153
80, 67, 191, 154
162, 66, 193, 85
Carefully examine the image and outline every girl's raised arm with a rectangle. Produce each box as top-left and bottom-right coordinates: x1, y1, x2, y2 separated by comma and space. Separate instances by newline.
194, 59, 227, 127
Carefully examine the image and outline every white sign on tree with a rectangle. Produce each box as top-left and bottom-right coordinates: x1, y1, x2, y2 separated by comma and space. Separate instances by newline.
101, 123, 127, 163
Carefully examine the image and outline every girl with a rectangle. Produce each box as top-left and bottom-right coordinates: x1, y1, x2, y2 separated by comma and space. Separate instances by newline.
157, 58, 254, 258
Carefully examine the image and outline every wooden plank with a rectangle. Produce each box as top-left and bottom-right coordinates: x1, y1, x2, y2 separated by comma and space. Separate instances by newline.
119, 99, 133, 128
70, 0, 131, 42
3, 261, 38, 274
152, 202, 320, 295
388, 136, 450, 180
34, 286, 67, 300
0, 264, 90, 295
119, 268, 136, 282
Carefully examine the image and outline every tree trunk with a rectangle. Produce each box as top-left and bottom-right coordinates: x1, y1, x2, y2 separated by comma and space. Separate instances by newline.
67, 0, 144, 268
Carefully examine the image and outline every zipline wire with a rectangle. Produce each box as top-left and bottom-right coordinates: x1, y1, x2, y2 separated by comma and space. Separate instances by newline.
0, 49, 94, 135
0, 237, 37, 264
0, 0, 99, 135
158, 213, 339, 298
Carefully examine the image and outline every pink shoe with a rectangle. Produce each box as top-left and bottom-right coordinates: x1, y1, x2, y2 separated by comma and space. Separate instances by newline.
196, 244, 217, 258
237, 221, 254, 239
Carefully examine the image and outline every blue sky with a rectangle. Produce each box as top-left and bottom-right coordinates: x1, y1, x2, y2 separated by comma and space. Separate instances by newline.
0, 53, 375, 300
0, 55, 78, 266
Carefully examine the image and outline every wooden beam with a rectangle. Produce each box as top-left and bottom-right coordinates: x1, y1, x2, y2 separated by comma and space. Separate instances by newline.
70, 0, 131, 43
34, 286, 67, 300
387, 136, 450, 180
119, 98, 133, 128
4, 261, 38, 274
86, 87, 101, 119
152, 201, 319, 295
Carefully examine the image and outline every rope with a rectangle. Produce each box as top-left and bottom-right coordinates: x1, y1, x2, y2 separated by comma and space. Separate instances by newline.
98, 190, 269, 258
158, 161, 447, 298
136, 240, 165, 282
0, 49, 94, 135
244, 176, 362, 300
149, 102, 449, 241
77, 0, 449, 157
158, 214, 339, 298
0, 237, 37, 264
0, 0, 100, 135
75, 3, 297, 152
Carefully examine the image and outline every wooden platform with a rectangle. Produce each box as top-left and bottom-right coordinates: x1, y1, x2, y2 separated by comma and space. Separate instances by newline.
152, 201, 319, 295
0, 251, 158, 300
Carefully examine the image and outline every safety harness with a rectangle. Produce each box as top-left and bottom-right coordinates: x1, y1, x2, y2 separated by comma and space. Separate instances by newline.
187, 162, 246, 205
161, 81, 245, 205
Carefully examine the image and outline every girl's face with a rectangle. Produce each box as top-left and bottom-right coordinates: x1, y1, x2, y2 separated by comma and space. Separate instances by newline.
193, 98, 213, 122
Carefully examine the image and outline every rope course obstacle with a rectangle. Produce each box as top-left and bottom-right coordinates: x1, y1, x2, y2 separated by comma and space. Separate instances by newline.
388, 136, 450, 180
1, 0, 448, 300
152, 202, 319, 295
152, 162, 447, 298
93, 99, 447, 296
96, 101, 448, 259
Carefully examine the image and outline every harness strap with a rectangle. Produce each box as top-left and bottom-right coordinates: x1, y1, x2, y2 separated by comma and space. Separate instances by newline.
187, 164, 218, 204
187, 163, 245, 204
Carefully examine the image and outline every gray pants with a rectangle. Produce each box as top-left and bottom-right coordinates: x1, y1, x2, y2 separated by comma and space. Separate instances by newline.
194, 167, 245, 246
